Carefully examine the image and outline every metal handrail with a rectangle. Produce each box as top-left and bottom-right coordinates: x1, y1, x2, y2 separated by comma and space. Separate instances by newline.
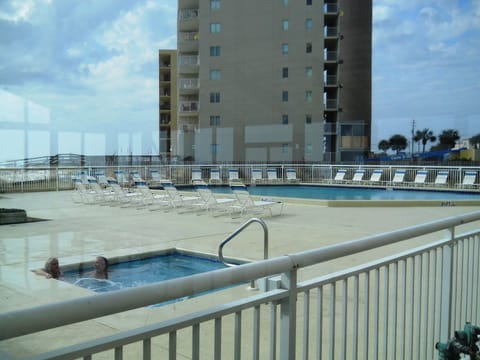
218, 218, 269, 267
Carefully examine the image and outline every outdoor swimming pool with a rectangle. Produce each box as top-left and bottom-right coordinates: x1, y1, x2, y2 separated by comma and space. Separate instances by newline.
207, 185, 480, 201
62, 252, 231, 297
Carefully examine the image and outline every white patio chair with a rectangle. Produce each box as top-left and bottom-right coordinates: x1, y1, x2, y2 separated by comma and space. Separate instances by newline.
193, 181, 237, 215
251, 169, 264, 184
461, 171, 477, 187
286, 168, 299, 183
192, 168, 202, 183
267, 168, 280, 183
229, 182, 284, 217
391, 169, 406, 184
334, 169, 347, 182
434, 171, 449, 186
368, 169, 383, 183
209, 168, 221, 184
351, 169, 365, 182
413, 170, 428, 186
228, 168, 239, 183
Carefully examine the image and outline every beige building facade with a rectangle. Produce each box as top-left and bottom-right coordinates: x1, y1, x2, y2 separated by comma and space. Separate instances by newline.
166, 0, 371, 162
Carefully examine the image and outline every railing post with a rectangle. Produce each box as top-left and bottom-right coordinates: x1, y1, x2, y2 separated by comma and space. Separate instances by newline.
439, 226, 455, 341
279, 268, 298, 360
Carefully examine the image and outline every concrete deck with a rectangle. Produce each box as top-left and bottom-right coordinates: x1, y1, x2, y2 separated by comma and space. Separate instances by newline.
0, 191, 478, 358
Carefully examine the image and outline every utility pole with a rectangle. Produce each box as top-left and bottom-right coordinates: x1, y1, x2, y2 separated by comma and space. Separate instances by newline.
411, 118, 416, 155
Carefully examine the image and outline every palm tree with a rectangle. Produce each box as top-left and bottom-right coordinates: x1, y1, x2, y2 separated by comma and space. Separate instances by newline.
414, 128, 436, 153
378, 139, 390, 153
389, 134, 408, 154
438, 129, 460, 150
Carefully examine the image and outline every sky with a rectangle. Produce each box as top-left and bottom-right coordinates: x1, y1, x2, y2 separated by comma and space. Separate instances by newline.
0, 0, 479, 162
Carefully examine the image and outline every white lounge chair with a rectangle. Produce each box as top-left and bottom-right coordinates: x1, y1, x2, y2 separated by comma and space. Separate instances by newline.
368, 169, 383, 183
228, 168, 240, 183
209, 168, 221, 184
133, 180, 170, 209
95, 171, 109, 188
286, 168, 299, 182
413, 170, 428, 186
192, 168, 202, 183
334, 169, 347, 182
71, 177, 97, 204
434, 171, 449, 186
251, 169, 264, 184
106, 178, 144, 206
160, 181, 203, 210
267, 168, 280, 183
130, 171, 144, 183
193, 181, 237, 215
114, 170, 130, 187
229, 182, 284, 217
462, 171, 477, 187
351, 169, 365, 182
392, 169, 406, 184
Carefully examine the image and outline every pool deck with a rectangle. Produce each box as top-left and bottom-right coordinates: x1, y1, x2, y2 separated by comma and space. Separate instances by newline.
0, 190, 479, 358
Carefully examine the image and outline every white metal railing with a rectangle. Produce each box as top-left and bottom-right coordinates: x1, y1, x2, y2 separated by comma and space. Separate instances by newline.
178, 8, 198, 21
1, 212, 479, 359
179, 31, 198, 42
179, 78, 199, 89
324, 26, 338, 37
179, 54, 200, 67
324, 3, 339, 14
1, 165, 480, 193
179, 101, 199, 112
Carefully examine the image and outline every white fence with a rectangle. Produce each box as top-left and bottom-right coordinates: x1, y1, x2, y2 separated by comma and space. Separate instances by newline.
1, 164, 479, 193
1, 211, 479, 359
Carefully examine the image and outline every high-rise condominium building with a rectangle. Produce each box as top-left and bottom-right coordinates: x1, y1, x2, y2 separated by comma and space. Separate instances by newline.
161, 0, 372, 162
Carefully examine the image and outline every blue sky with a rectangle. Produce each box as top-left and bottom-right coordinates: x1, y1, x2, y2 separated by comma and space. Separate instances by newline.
0, 0, 479, 161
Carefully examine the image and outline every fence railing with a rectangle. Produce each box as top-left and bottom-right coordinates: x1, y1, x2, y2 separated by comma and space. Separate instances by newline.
1, 164, 479, 193
1, 211, 479, 359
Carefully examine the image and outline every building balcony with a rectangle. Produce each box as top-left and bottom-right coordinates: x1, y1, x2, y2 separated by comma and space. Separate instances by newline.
324, 50, 338, 63
179, 55, 200, 67
178, 32, 199, 52
324, 122, 337, 134
324, 26, 338, 38
324, 99, 338, 111
179, 101, 199, 113
178, 8, 198, 21
324, 75, 338, 87
324, 3, 339, 15
179, 78, 199, 94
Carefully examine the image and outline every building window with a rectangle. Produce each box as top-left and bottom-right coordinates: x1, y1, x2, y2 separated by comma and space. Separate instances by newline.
282, 144, 289, 154
210, 115, 220, 126
282, 19, 289, 31
306, 43, 312, 53
210, 143, 220, 154
210, 23, 221, 33
210, 46, 221, 56
306, 18, 312, 29
306, 0, 312, 5
210, 69, 221, 80
306, 91, 312, 102
306, 66, 312, 77
282, 114, 289, 124
282, 67, 289, 78
283, 0, 288, 6
306, 144, 312, 154
210, 0, 220, 10
210, 92, 221, 103
282, 43, 289, 55
282, 91, 288, 102
306, 114, 312, 124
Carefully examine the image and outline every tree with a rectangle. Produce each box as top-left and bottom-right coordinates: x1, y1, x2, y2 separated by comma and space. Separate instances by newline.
389, 134, 408, 154
413, 128, 437, 153
470, 133, 480, 149
378, 139, 390, 153
438, 129, 460, 150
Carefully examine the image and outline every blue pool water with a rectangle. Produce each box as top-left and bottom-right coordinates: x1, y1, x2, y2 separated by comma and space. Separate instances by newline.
208, 185, 479, 201
62, 253, 228, 295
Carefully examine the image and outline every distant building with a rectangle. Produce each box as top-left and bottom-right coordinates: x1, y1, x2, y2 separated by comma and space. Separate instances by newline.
161, 0, 372, 162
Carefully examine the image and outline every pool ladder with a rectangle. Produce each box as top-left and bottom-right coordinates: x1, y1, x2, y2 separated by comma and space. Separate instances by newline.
218, 218, 269, 289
